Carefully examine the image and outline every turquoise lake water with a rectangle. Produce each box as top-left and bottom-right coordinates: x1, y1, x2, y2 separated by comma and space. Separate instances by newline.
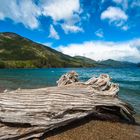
0, 68, 140, 120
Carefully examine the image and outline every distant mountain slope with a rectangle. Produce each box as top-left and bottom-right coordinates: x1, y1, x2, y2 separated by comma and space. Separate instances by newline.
0, 32, 97, 68
74, 56, 96, 64
74, 57, 137, 68
0, 32, 137, 68
98, 59, 137, 67
74, 56, 101, 67
137, 63, 140, 67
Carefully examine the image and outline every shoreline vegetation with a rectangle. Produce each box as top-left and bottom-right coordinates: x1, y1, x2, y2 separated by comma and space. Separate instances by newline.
0, 71, 137, 139
0, 32, 139, 69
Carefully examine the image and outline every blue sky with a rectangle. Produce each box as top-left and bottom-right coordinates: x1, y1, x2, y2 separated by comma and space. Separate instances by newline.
0, 0, 140, 62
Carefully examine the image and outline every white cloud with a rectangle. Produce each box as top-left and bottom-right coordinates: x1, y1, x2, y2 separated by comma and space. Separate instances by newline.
101, 6, 128, 29
101, 6, 128, 21
57, 39, 140, 63
0, 0, 83, 33
131, 0, 140, 7
41, 0, 80, 21
41, 0, 83, 34
0, 12, 4, 20
62, 24, 83, 34
95, 29, 104, 38
49, 25, 60, 40
113, 0, 123, 3
113, 0, 128, 10
121, 25, 129, 31
101, 0, 106, 3
0, 0, 41, 29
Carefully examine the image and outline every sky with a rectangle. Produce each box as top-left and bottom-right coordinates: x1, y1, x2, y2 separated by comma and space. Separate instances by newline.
0, 0, 140, 62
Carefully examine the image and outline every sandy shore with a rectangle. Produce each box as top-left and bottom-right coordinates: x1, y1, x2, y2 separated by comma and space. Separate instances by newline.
45, 120, 140, 140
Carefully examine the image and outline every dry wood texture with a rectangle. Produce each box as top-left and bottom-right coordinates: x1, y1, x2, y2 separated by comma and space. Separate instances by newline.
0, 71, 135, 140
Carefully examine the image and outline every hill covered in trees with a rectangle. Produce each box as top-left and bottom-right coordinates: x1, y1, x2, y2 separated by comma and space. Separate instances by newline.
0, 32, 138, 68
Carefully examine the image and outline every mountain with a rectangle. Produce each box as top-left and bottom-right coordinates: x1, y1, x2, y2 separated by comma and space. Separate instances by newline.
74, 56, 102, 67
137, 63, 140, 67
0, 32, 97, 68
98, 59, 137, 68
74, 57, 137, 68
0, 32, 137, 68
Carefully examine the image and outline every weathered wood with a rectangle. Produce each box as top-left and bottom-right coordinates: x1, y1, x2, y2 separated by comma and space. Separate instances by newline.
57, 71, 79, 87
57, 71, 119, 96
0, 71, 135, 140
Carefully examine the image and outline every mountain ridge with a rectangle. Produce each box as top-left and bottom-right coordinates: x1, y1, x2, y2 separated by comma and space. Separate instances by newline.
0, 32, 97, 68
0, 32, 138, 68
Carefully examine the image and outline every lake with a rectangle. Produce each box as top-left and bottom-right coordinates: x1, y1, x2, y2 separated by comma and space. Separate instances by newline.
0, 67, 140, 122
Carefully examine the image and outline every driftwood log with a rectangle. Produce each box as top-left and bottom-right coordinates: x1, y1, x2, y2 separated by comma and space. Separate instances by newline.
0, 71, 135, 140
